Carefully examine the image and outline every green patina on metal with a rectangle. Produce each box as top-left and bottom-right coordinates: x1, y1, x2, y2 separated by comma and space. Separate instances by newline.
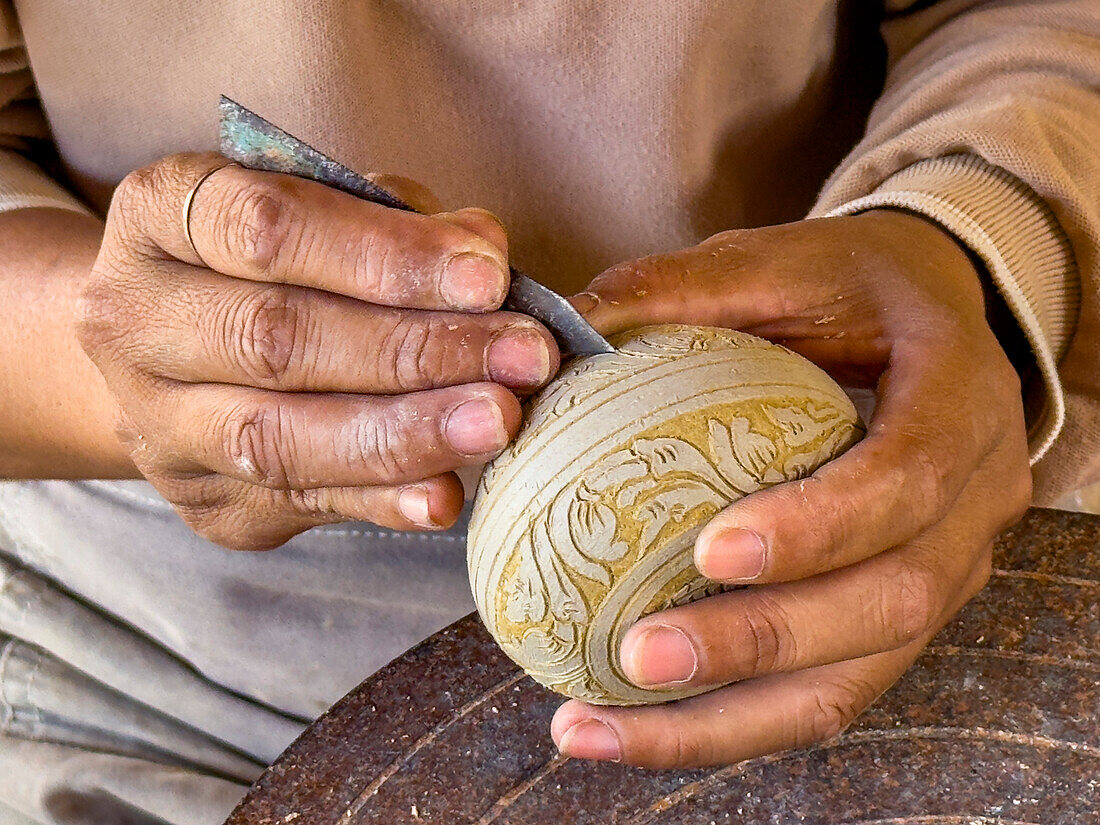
218, 96, 410, 210
216, 95, 613, 357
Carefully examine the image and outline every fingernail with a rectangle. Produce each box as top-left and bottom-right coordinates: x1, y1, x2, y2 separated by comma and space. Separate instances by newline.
569, 291, 599, 316
488, 328, 552, 387
558, 720, 622, 762
440, 252, 506, 310
697, 528, 767, 581
624, 625, 697, 686
445, 397, 507, 456
397, 486, 433, 527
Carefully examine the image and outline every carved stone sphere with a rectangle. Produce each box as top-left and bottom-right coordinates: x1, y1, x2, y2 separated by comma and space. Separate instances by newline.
467, 325, 863, 705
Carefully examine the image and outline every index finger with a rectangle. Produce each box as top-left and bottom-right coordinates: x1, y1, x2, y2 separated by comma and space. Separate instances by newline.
552, 639, 921, 768
120, 153, 510, 312
693, 337, 1030, 585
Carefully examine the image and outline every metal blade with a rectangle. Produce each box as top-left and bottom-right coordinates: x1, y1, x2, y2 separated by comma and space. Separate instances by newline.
218, 96, 614, 356
503, 275, 613, 356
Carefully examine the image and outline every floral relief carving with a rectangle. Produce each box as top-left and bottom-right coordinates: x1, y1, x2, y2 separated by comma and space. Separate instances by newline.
469, 324, 864, 704
505, 325, 777, 462
494, 402, 858, 701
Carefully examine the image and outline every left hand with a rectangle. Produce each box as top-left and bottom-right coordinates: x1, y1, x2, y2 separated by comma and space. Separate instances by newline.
551, 210, 1032, 768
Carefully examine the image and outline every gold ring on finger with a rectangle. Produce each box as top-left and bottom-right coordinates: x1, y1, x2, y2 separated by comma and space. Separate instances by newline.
182, 160, 240, 267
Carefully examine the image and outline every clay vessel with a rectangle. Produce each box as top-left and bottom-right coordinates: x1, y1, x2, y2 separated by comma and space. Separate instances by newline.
467, 324, 863, 705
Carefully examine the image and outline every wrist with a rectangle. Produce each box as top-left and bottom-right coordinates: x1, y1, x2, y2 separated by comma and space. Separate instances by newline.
855, 207, 986, 296
860, 207, 1033, 380
816, 155, 1076, 466
0, 207, 136, 478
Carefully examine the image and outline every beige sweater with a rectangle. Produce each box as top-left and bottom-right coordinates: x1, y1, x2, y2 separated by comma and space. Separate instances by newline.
0, 0, 1096, 505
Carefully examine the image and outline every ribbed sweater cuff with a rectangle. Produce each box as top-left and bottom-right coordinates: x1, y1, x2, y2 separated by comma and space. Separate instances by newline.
0, 148, 92, 216
821, 153, 1078, 464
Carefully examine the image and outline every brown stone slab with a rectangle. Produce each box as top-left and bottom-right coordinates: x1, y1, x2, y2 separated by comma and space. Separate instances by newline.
225, 508, 1100, 825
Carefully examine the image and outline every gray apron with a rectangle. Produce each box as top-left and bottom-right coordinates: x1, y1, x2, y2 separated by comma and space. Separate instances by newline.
0, 479, 475, 824
1, 462, 1093, 823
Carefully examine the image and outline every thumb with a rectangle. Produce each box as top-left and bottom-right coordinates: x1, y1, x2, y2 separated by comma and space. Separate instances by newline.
366, 172, 510, 262
569, 237, 795, 337
364, 172, 444, 214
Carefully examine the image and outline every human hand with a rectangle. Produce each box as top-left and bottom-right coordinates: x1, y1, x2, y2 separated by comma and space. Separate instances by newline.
77, 153, 558, 550
552, 210, 1031, 767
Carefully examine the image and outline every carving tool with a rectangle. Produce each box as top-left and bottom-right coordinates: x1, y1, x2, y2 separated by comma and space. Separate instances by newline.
218, 96, 614, 357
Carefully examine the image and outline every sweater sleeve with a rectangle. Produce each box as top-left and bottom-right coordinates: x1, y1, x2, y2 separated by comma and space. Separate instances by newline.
810, 0, 1100, 506
0, 2, 89, 215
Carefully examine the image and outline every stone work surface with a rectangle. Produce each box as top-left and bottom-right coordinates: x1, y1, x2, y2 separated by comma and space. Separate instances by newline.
225, 508, 1100, 825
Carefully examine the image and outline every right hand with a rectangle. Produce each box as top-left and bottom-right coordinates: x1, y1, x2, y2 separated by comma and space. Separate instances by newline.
77, 152, 559, 550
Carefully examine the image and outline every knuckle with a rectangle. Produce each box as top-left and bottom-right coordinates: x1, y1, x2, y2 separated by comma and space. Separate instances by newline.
379, 316, 440, 392
347, 230, 385, 296
114, 162, 160, 206
224, 179, 301, 276
111, 153, 225, 245
75, 271, 131, 355
113, 154, 191, 211
347, 408, 410, 481
996, 357, 1023, 400
741, 596, 798, 676
153, 153, 201, 194
980, 345, 1022, 397
222, 405, 297, 488
229, 287, 309, 384
284, 488, 338, 520
796, 679, 868, 746
905, 437, 952, 519
971, 544, 994, 593
998, 432, 1034, 525
111, 410, 143, 452
165, 479, 289, 551
110, 167, 161, 239
973, 352, 1024, 439
589, 255, 675, 297
112, 409, 162, 470
883, 557, 940, 646
667, 728, 713, 769
992, 466, 1031, 533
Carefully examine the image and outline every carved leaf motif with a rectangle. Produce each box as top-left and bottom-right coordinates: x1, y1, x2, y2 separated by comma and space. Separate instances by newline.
531, 518, 590, 622
623, 437, 737, 502
766, 403, 838, 447
504, 556, 547, 625
565, 483, 630, 564
761, 466, 787, 485
588, 436, 738, 554
589, 453, 651, 498
516, 624, 579, 673
557, 671, 605, 702
543, 491, 616, 586
778, 423, 856, 479
504, 514, 592, 630
618, 327, 709, 359
635, 479, 720, 551
708, 417, 777, 490
729, 418, 778, 479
